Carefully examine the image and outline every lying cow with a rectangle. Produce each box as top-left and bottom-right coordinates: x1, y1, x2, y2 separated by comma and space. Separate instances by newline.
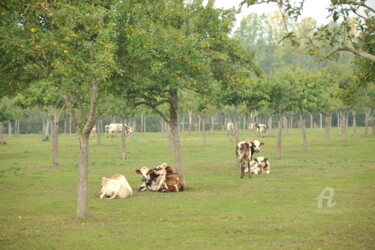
236, 140, 264, 178
135, 163, 184, 192
105, 123, 133, 137
256, 123, 267, 138
100, 174, 133, 199
245, 157, 271, 174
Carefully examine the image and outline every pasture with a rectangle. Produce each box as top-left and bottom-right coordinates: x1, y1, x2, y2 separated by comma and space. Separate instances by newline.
0, 128, 374, 249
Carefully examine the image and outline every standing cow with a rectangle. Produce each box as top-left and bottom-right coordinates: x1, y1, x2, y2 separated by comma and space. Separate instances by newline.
236, 140, 264, 178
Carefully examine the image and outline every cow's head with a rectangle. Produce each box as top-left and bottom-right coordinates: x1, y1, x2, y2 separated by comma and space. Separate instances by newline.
250, 140, 264, 153
135, 167, 152, 183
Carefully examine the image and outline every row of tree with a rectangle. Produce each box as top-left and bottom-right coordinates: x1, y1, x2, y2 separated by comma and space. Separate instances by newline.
1, 0, 373, 217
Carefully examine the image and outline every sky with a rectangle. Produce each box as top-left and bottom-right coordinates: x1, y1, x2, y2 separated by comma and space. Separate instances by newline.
212, 0, 375, 31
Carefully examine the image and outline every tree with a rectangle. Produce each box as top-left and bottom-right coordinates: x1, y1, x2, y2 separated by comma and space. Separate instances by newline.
240, 0, 375, 62
3, 1, 118, 218
114, 0, 260, 180
290, 69, 326, 152
18, 81, 65, 166
263, 68, 297, 159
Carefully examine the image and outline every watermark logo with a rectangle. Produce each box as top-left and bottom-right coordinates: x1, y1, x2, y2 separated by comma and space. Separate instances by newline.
315, 187, 336, 208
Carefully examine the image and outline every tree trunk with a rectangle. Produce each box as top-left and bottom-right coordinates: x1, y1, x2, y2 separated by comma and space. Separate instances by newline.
63, 82, 98, 218
300, 113, 308, 153
234, 107, 240, 145
319, 113, 323, 131
121, 120, 127, 160
352, 110, 357, 139
337, 112, 340, 128
77, 134, 89, 218
340, 110, 346, 141
290, 114, 294, 129
168, 125, 173, 153
202, 115, 206, 146
8, 121, 12, 139
0, 122, 4, 145
140, 114, 143, 133
267, 116, 272, 136
364, 108, 371, 137
276, 113, 284, 160
181, 113, 185, 132
69, 117, 72, 134
132, 120, 137, 142
210, 115, 215, 133
188, 110, 193, 135
310, 114, 313, 130
97, 120, 102, 145
324, 113, 331, 145
169, 90, 184, 181
63, 119, 67, 134
44, 118, 50, 140
283, 115, 288, 135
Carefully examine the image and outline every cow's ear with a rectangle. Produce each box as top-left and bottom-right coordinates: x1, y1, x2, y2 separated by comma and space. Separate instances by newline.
260, 142, 265, 146
148, 169, 155, 174
249, 141, 254, 146
166, 166, 173, 172
253, 157, 257, 161
264, 157, 268, 161
135, 170, 141, 174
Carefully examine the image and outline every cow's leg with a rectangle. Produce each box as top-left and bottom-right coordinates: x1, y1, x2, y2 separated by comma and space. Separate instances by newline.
156, 177, 166, 191
100, 192, 105, 199
247, 160, 252, 178
240, 160, 245, 178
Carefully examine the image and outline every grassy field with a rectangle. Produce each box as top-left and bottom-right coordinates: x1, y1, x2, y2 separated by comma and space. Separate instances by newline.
0, 128, 374, 249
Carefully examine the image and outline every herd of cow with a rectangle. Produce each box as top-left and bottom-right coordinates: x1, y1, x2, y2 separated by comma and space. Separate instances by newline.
99, 122, 270, 199
227, 122, 267, 138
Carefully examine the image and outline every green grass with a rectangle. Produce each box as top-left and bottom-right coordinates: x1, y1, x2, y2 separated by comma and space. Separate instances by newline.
0, 128, 374, 249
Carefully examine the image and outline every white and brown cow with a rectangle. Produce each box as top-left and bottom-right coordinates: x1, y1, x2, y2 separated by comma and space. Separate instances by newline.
236, 140, 264, 178
100, 174, 133, 199
105, 123, 133, 137
256, 123, 267, 138
245, 157, 271, 174
135, 163, 184, 192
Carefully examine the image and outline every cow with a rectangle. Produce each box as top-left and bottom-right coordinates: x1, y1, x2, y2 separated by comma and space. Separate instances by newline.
100, 174, 133, 199
235, 140, 264, 178
135, 163, 184, 192
153, 164, 184, 192
90, 125, 97, 137
227, 122, 234, 136
245, 157, 271, 174
256, 123, 267, 138
105, 123, 133, 137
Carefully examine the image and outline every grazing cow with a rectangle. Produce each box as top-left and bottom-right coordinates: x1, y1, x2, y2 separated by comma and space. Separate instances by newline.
245, 157, 271, 174
227, 122, 234, 136
105, 123, 133, 137
100, 174, 133, 199
256, 123, 267, 138
236, 140, 265, 178
135, 163, 184, 192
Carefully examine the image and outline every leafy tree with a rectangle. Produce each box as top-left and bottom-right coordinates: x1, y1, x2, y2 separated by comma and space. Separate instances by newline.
290, 69, 326, 152
3, 0, 119, 217
18, 81, 65, 166
263, 68, 297, 159
240, 0, 375, 62
114, 0, 260, 179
